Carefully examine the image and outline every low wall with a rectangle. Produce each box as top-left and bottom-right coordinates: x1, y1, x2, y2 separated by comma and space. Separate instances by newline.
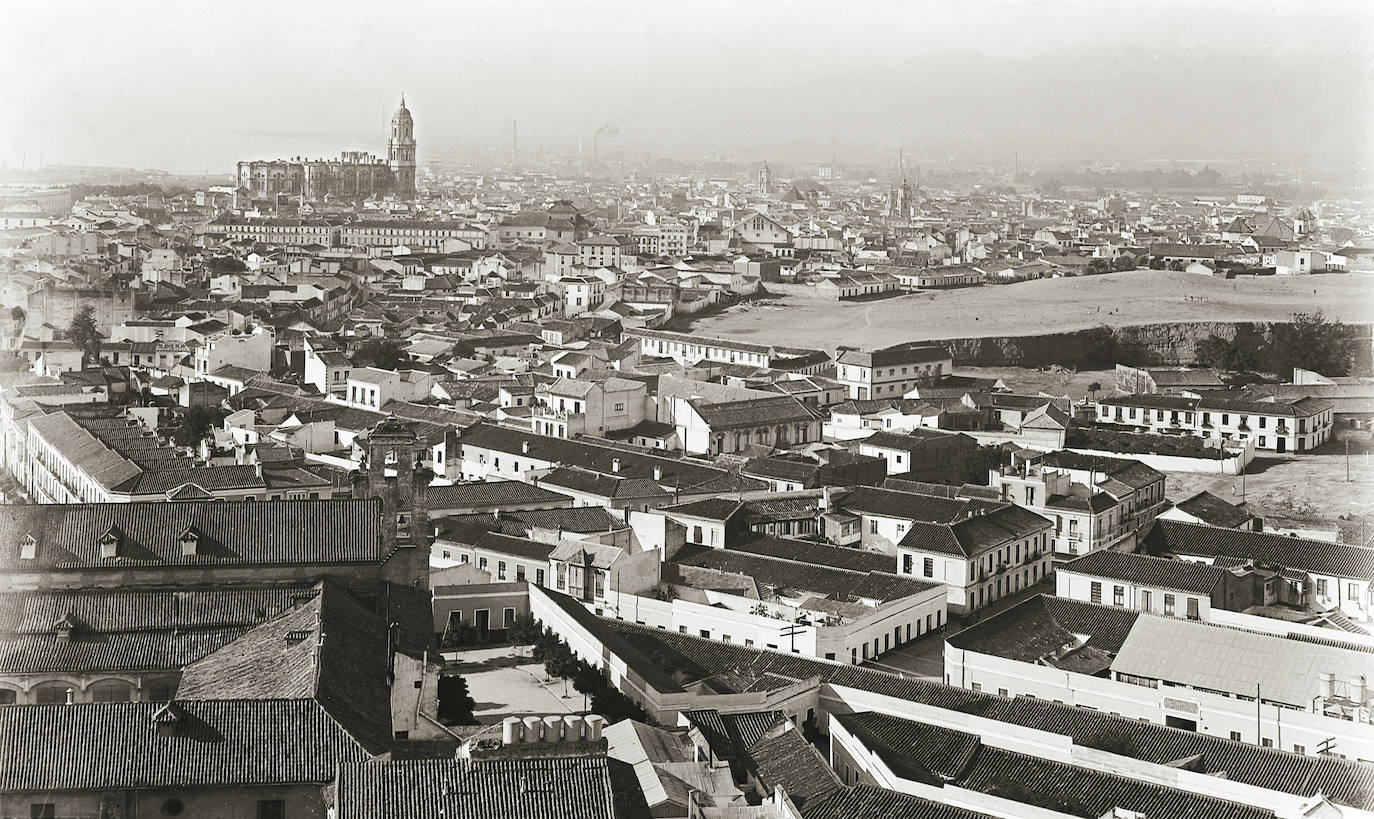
1060, 440, 1254, 475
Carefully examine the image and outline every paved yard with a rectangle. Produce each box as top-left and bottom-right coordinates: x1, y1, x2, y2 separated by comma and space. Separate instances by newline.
441, 645, 581, 724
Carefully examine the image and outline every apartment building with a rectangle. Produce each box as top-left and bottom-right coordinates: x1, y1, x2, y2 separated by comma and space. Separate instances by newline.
834, 343, 953, 400
1096, 393, 1334, 453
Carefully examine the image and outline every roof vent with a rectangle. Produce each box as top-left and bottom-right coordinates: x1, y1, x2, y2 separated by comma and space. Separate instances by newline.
55, 612, 79, 641
19, 533, 36, 561
152, 701, 185, 735
179, 526, 203, 557
99, 525, 123, 559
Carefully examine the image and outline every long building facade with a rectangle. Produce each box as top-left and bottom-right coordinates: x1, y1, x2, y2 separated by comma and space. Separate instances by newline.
236, 96, 417, 200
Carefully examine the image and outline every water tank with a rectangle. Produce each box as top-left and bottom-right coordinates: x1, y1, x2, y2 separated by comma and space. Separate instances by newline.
522, 715, 543, 743
542, 715, 563, 743
502, 716, 522, 745
563, 714, 583, 743
1320, 671, 1336, 699
584, 713, 604, 741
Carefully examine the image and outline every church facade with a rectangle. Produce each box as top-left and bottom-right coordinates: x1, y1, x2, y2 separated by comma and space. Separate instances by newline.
236, 96, 417, 200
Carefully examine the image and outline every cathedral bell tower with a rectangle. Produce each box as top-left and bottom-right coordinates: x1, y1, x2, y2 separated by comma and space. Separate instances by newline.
388, 94, 417, 198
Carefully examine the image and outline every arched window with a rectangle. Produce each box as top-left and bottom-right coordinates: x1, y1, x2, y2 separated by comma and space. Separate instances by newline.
33, 683, 73, 705
91, 680, 133, 703
0, 688, 17, 705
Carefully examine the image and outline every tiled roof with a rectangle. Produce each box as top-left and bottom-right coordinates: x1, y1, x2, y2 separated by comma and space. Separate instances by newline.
1061, 549, 1225, 595
575, 612, 1374, 809
539, 467, 669, 501
745, 728, 843, 810
458, 423, 728, 490
335, 755, 624, 819
964, 745, 1272, 819
472, 532, 559, 562
660, 497, 744, 521
671, 545, 937, 603
946, 595, 1139, 666
803, 786, 998, 819
688, 395, 821, 429
175, 580, 396, 753
26, 411, 142, 491
897, 505, 1051, 558
836, 343, 950, 369
0, 585, 317, 674
835, 712, 979, 784
726, 535, 895, 574
415, 480, 570, 512
1144, 519, 1374, 580
111, 464, 265, 495
837, 486, 979, 522
0, 699, 372, 791
1171, 491, 1257, 529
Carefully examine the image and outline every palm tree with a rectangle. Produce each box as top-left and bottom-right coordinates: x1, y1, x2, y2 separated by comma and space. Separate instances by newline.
1087, 381, 1102, 401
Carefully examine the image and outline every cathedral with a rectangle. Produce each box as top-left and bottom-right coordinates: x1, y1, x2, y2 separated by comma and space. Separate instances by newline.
236, 96, 416, 200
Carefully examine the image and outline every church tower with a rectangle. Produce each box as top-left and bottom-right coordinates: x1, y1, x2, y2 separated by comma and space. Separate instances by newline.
388, 95, 417, 198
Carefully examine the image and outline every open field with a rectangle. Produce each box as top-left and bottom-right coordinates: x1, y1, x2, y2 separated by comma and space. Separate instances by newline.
694, 271, 1374, 350
1163, 436, 1374, 529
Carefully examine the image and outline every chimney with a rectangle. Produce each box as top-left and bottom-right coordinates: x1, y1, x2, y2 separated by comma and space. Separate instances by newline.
612, 458, 621, 473
522, 440, 530, 454
653, 465, 663, 481
1320, 671, 1336, 699
1353, 675, 1368, 705
821, 485, 833, 511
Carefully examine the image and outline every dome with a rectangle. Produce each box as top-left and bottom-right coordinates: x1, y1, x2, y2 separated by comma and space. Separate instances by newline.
392, 95, 412, 126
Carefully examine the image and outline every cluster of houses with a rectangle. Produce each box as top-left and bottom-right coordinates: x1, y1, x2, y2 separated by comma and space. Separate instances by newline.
0, 176, 1370, 819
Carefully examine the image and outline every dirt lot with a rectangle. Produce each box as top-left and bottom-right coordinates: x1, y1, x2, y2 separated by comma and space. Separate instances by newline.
1164, 436, 1374, 530
694, 271, 1373, 350
442, 645, 580, 725
956, 366, 1116, 398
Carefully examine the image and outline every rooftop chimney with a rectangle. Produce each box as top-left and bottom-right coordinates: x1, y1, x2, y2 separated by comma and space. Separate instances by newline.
1353, 675, 1368, 705
612, 458, 621, 473
1320, 671, 1336, 699
522, 440, 530, 454
653, 465, 663, 481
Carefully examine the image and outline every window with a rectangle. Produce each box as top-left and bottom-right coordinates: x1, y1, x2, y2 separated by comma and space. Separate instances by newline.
257, 801, 286, 819
516, 565, 526, 581
923, 557, 934, 578
1349, 583, 1359, 600
971, 682, 982, 692
478, 557, 488, 571
1294, 744, 1306, 755
536, 568, 545, 586
1090, 581, 1102, 604
1317, 578, 1328, 597
1230, 731, 1242, 741
497, 561, 507, 581
1262, 738, 1273, 748
902, 554, 913, 574
1163, 594, 1175, 616
1186, 597, 1199, 620
1113, 586, 1124, 606
998, 688, 1009, 697
1140, 590, 1152, 611
30, 806, 56, 819
870, 519, 878, 534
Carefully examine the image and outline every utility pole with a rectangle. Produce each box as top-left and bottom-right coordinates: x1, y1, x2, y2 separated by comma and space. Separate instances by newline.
1346, 438, 1351, 482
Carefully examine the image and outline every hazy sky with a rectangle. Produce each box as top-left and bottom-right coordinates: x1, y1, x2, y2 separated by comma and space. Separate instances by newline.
2, 0, 1371, 174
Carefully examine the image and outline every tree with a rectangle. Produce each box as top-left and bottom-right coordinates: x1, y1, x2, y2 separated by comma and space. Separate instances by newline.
175, 406, 226, 447
67, 306, 102, 367
1087, 381, 1102, 400
1086, 258, 1111, 275
436, 674, 477, 724
353, 338, 408, 370
1264, 311, 1356, 377
1111, 254, 1137, 272
205, 256, 246, 275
